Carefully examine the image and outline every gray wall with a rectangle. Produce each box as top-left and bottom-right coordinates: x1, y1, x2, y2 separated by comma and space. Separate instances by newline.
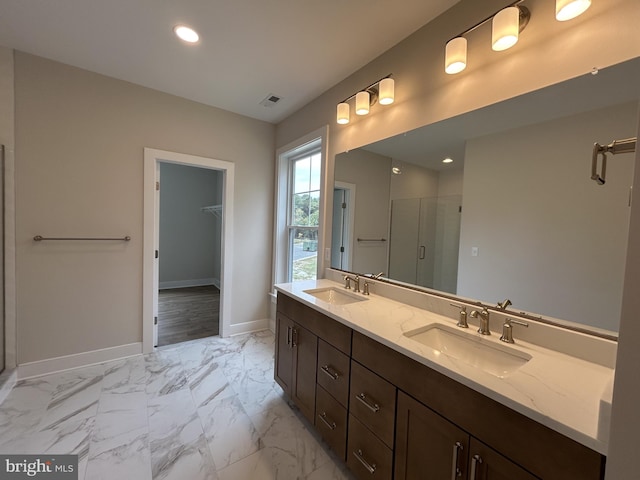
14, 52, 274, 364
458, 101, 637, 331
159, 163, 222, 288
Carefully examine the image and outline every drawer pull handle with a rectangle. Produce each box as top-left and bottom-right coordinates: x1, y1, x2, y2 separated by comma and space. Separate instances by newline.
451, 441, 463, 479
470, 454, 483, 480
291, 328, 297, 348
286, 326, 292, 348
353, 449, 377, 474
321, 365, 340, 380
356, 393, 380, 413
317, 412, 337, 430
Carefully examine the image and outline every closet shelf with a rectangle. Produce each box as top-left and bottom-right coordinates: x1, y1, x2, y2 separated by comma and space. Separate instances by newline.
201, 204, 222, 219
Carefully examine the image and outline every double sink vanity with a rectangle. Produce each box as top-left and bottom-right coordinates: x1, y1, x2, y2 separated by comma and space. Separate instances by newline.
274, 271, 615, 479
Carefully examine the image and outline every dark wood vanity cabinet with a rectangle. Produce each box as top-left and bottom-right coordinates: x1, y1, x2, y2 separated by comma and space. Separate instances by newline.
275, 293, 353, 451
275, 293, 606, 480
395, 391, 538, 480
352, 331, 606, 480
274, 311, 317, 423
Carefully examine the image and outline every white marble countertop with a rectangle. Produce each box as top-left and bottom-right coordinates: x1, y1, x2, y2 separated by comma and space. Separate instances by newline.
275, 279, 614, 455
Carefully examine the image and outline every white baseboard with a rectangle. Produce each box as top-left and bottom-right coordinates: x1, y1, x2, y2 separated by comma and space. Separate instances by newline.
18, 343, 143, 380
159, 278, 218, 290
227, 318, 270, 337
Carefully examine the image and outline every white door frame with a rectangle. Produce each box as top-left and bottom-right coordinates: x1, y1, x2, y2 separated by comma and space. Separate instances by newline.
333, 181, 356, 271
143, 148, 234, 353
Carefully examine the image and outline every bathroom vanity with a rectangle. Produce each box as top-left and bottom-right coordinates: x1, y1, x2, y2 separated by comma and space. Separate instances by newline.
274, 277, 613, 480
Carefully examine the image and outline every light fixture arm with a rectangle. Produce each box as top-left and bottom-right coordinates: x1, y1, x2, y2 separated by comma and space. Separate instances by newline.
339, 74, 393, 105
447, 1, 529, 43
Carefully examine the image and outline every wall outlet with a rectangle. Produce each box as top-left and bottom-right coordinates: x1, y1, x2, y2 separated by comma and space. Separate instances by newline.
471, 246, 479, 257
325, 248, 331, 261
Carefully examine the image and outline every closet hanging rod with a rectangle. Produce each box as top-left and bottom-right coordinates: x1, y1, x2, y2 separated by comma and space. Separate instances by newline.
357, 238, 387, 242
34, 235, 131, 242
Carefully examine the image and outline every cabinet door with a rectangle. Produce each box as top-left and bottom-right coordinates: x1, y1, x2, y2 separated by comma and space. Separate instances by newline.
291, 323, 318, 424
395, 391, 469, 480
274, 312, 294, 396
468, 438, 539, 480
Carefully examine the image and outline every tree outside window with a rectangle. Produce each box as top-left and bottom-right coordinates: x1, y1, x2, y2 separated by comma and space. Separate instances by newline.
289, 153, 321, 281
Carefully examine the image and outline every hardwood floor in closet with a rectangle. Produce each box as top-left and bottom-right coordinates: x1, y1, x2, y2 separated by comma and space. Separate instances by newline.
158, 285, 220, 346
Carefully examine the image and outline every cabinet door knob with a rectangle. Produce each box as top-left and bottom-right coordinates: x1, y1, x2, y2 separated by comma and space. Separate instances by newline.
355, 392, 380, 413
470, 454, 483, 480
451, 441, 464, 479
353, 449, 377, 474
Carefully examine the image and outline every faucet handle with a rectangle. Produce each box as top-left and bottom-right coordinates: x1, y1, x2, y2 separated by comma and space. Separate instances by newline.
450, 303, 468, 328
500, 317, 529, 344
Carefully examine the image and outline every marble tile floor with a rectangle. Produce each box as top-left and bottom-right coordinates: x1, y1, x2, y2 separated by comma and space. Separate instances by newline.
0, 331, 355, 480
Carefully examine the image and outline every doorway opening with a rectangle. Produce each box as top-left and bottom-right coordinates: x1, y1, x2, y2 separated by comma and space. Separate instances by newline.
143, 148, 235, 353
157, 162, 222, 346
331, 182, 356, 271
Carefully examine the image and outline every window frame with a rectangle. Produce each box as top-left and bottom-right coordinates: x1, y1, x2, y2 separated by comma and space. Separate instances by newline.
273, 126, 328, 287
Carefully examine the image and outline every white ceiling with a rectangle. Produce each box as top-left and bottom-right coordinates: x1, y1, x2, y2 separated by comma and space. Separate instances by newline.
0, 0, 460, 124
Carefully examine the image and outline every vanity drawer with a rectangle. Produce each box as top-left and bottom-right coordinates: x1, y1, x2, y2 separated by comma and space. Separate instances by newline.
347, 414, 393, 480
349, 360, 396, 449
315, 385, 348, 460
317, 339, 350, 408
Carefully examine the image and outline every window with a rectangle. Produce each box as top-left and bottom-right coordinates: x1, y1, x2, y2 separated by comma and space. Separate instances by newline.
288, 151, 321, 281
273, 126, 327, 286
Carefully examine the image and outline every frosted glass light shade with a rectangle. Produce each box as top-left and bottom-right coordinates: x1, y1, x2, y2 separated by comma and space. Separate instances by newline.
337, 103, 350, 124
378, 78, 395, 105
492, 7, 520, 51
445, 37, 467, 74
355, 91, 370, 115
556, 0, 592, 21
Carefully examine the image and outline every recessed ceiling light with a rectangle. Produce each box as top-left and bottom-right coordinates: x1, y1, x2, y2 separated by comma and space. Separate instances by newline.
174, 25, 199, 44
443, 158, 454, 164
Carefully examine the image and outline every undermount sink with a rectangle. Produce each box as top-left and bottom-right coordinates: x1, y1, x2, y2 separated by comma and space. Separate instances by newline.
403, 324, 532, 378
303, 287, 368, 305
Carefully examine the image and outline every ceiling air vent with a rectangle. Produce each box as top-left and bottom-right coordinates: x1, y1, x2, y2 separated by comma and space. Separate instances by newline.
260, 94, 282, 108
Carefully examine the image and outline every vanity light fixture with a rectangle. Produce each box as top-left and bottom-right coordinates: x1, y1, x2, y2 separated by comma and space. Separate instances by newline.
556, 0, 591, 21
492, 6, 523, 51
446, 1, 593, 74
445, 3, 530, 75
445, 37, 467, 74
174, 25, 200, 44
336, 74, 394, 124
355, 91, 370, 115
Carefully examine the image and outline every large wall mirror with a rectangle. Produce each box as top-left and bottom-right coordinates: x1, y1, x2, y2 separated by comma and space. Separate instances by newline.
331, 57, 640, 336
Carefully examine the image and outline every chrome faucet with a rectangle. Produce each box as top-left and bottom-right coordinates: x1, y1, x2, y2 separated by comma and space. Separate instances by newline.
496, 299, 512, 310
343, 274, 360, 293
470, 308, 491, 335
